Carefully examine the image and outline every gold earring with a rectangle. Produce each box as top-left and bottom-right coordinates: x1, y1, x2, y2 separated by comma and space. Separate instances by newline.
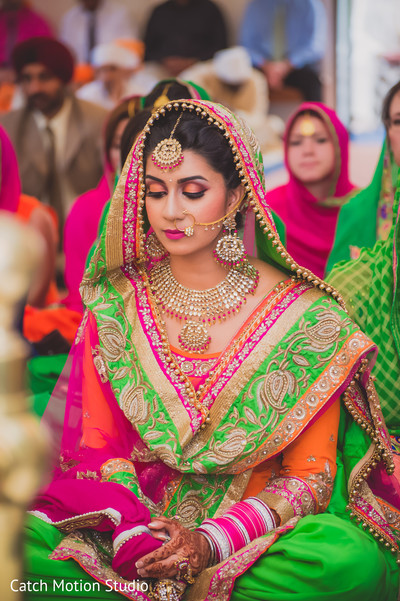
213, 212, 246, 268
145, 231, 168, 260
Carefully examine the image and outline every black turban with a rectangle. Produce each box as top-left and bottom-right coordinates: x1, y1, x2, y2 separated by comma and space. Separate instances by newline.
12, 37, 75, 83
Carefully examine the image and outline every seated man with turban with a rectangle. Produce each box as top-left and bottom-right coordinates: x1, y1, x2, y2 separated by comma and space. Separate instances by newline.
0, 36, 107, 243
77, 40, 157, 109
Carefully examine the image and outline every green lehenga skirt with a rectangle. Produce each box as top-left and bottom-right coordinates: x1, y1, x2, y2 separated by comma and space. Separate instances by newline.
24, 512, 398, 601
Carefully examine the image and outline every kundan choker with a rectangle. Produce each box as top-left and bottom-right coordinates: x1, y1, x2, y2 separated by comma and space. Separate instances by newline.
148, 258, 259, 354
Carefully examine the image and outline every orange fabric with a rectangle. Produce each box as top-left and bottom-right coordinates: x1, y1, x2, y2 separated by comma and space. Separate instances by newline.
81, 313, 120, 449
23, 305, 81, 344
73, 63, 95, 85
242, 398, 340, 500
0, 82, 15, 113
116, 38, 145, 61
17, 194, 59, 305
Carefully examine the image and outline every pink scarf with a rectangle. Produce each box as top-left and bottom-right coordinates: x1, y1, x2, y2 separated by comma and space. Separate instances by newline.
63, 173, 112, 312
0, 124, 21, 213
267, 102, 356, 278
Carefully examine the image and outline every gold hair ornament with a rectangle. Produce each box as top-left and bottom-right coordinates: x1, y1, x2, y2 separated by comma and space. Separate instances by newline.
152, 83, 172, 111
151, 113, 184, 170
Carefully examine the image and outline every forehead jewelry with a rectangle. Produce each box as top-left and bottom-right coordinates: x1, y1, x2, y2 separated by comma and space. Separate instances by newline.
299, 113, 316, 136
151, 113, 184, 170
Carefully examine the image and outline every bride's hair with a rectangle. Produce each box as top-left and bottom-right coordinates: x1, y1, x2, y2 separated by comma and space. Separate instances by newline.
143, 109, 241, 191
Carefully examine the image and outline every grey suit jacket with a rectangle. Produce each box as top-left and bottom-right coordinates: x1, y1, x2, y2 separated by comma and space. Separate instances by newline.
0, 95, 107, 205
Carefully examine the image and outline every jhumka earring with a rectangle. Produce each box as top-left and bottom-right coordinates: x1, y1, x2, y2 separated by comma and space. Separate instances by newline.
214, 212, 246, 268
145, 231, 167, 261
151, 113, 184, 170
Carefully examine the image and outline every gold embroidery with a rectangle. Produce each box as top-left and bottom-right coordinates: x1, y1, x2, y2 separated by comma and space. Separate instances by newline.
100, 458, 135, 480
257, 491, 294, 524
76, 470, 99, 480
97, 313, 129, 363
91, 345, 108, 383
306, 460, 334, 510
186, 518, 300, 601
50, 530, 147, 600
120, 383, 149, 425
75, 309, 89, 343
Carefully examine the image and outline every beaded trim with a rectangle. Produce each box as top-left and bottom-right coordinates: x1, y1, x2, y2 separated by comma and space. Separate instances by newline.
113, 525, 153, 554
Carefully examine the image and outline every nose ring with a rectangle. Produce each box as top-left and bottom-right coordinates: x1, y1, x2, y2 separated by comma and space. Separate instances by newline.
174, 211, 196, 237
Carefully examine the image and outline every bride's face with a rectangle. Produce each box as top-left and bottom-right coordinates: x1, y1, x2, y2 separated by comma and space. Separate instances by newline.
145, 149, 241, 257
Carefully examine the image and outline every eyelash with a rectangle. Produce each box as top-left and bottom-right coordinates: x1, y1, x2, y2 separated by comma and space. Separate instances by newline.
145, 190, 206, 199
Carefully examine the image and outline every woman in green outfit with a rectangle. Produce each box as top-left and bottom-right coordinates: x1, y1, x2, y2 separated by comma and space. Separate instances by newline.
24, 101, 399, 601
326, 82, 400, 273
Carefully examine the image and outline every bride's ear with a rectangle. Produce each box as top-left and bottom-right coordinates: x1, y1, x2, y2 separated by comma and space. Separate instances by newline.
227, 184, 244, 211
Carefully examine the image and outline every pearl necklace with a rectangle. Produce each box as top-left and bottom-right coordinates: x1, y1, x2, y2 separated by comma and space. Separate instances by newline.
148, 258, 259, 354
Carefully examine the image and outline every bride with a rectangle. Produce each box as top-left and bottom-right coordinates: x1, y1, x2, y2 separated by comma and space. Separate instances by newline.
24, 101, 399, 601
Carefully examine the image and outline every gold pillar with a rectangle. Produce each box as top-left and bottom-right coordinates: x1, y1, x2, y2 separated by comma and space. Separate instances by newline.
0, 214, 49, 600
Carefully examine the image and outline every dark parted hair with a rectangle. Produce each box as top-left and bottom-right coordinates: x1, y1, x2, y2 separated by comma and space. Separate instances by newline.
382, 81, 400, 129
143, 80, 198, 110
143, 109, 241, 191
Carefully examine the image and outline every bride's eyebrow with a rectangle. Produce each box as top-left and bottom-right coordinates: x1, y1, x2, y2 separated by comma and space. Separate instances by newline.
177, 176, 208, 184
145, 175, 165, 183
145, 175, 209, 184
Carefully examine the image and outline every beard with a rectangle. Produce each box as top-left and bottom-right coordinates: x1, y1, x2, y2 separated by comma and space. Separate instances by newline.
26, 91, 64, 117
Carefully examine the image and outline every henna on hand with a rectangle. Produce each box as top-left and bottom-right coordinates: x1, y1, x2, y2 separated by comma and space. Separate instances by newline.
136, 517, 211, 579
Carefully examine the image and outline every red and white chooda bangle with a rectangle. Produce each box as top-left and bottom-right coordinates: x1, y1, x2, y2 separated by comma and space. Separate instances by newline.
196, 497, 276, 563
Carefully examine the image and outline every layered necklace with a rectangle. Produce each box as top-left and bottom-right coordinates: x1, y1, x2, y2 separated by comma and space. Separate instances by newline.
148, 258, 259, 354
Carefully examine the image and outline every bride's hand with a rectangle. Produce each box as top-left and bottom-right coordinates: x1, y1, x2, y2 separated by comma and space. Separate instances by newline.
136, 516, 211, 580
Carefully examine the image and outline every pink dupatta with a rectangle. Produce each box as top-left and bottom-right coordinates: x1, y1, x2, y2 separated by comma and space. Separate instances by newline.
267, 102, 356, 278
0, 124, 21, 213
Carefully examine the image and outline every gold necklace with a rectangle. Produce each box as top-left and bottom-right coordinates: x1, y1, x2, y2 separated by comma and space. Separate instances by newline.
149, 258, 259, 354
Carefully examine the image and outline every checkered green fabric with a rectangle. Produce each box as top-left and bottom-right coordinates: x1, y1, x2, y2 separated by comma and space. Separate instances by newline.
327, 174, 400, 434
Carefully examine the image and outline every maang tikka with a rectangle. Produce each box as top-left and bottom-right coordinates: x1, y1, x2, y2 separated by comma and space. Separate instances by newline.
151, 113, 184, 170
214, 212, 246, 268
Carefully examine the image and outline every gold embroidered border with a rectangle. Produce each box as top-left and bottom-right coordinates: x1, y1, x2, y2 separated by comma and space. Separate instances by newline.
29, 509, 120, 534
50, 531, 149, 601
112, 270, 192, 444
257, 491, 295, 524
213, 471, 253, 518
186, 518, 300, 601
105, 148, 132, 271
182, 287, 323, 459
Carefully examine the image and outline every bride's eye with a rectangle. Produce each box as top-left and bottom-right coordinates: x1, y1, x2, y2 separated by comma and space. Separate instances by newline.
146, 184, 167, 198
183, 183, 207, 199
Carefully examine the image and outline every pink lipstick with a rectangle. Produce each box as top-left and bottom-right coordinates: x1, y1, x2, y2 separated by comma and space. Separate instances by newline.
164, 229, 186, 240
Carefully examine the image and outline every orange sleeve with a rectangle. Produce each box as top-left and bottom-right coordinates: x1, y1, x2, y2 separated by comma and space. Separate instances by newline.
280, 398, 340, 484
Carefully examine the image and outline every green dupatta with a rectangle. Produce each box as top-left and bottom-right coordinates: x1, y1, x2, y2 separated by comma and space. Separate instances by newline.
73, 101, 399, 598
326, 139, 399, 274
328, 172, 400, 433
